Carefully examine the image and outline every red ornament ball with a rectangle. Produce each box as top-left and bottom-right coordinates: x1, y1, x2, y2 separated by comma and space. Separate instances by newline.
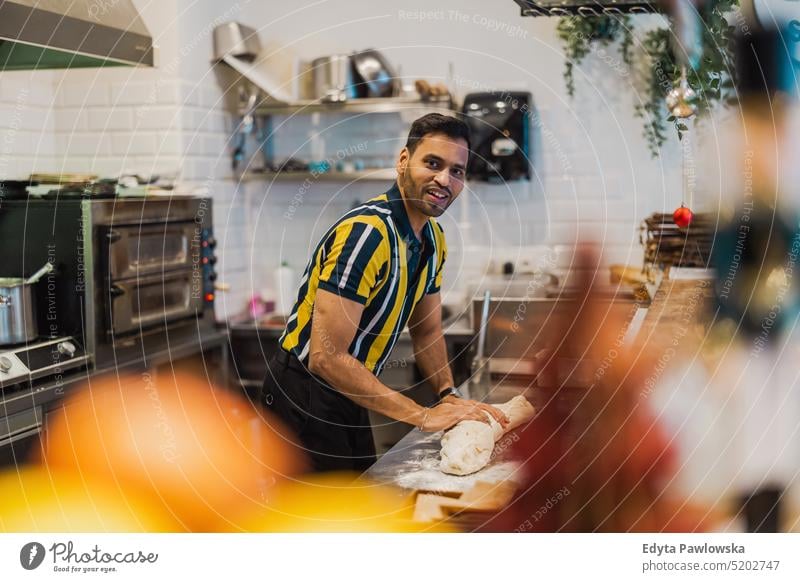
673, 205, 693, 228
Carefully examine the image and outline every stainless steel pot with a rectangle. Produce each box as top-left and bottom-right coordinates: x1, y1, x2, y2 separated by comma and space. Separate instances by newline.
0, 278, 37, 345
311, 54, 355, 102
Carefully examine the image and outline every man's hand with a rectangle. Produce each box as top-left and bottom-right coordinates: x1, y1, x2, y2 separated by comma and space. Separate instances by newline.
419, 402, 495, 432
440, 395, 509, 429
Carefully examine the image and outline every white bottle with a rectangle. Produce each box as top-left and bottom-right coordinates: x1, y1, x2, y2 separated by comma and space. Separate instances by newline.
274, 261, 296, 316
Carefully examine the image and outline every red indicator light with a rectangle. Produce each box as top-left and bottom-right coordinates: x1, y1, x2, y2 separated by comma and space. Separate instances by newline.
205, 293, 215, 302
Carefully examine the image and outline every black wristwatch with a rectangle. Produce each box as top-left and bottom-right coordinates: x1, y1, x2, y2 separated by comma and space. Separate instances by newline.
437, 386, 463, 402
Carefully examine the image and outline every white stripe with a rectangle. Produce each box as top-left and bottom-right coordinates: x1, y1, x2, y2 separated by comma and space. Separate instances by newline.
339, 224, 374, 290
298, 337, 311, 362
356, 204, 391, 215
353, 216, 399, 358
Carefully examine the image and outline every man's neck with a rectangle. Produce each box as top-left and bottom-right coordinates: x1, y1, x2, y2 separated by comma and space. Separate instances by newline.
403, 201, 427, 240
397, 184, 426, 240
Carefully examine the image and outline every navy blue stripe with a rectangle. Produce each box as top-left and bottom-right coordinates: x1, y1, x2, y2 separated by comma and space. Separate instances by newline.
294, 322, 312, 362
322, 230, 336, 262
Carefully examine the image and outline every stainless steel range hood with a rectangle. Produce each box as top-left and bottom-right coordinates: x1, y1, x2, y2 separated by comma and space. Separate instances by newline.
0, 0, 154, 70
512, 0, 659, 16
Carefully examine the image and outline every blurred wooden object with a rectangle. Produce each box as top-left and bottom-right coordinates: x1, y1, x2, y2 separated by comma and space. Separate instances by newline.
641, 212, 714, 269
414, 79, 450, 100
609, 264, 655, 302
413, 479, 518, 523
610, 264, 648, 285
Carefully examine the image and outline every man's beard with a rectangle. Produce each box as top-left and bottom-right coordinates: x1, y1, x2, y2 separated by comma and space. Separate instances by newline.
401, 171, 448, 218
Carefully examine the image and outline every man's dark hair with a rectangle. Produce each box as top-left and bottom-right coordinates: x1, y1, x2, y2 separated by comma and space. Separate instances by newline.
405, 113, 471, 156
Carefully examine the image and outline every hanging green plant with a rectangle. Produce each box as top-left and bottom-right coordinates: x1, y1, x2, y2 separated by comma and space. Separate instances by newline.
556, 15, 634, 98
556, 2, 739, 157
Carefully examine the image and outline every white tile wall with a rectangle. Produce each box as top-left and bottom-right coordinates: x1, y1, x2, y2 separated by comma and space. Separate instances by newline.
0, 0, 718, 321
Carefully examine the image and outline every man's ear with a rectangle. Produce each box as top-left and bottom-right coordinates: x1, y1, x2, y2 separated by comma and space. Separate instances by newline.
396, 147, 409, 176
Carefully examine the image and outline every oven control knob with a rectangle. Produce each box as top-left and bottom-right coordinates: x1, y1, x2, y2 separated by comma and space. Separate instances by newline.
208, 256, 218, 265
0, 356, 11, 373
57, 341, 77, 358
207, 237, 217, 248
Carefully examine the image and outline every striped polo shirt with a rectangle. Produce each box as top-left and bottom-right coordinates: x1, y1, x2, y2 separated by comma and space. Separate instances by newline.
279, 181, 447, 375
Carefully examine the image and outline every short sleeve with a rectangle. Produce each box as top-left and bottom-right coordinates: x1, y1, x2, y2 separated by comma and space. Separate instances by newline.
317, 218, 387, 304
427, 222, 447, 295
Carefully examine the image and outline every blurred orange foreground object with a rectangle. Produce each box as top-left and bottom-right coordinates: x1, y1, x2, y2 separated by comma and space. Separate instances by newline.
42, 372, 306, 531
0, 467, 180, 532
226, 472, 450, 533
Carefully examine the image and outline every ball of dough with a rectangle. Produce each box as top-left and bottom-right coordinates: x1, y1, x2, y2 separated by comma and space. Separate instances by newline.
438, 396, 535, 476
439, 420, 495, 476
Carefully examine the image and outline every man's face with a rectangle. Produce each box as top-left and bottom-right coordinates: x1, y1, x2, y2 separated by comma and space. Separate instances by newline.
397, 132, 468, 218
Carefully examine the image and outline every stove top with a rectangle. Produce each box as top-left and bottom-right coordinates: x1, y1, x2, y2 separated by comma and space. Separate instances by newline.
0, 336, 90, 389
0, 179, 157, 201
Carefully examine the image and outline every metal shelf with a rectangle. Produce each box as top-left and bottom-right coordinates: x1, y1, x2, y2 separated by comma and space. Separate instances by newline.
241, 168, 397, 182
248, 95, 454, 116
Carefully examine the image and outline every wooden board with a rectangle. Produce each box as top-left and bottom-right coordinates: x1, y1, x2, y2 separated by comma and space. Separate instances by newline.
413, 479, 518, 523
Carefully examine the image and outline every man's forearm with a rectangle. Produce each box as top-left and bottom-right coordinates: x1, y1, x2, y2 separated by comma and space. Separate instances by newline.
411, 326, 454, 395
311, 351, 425, 426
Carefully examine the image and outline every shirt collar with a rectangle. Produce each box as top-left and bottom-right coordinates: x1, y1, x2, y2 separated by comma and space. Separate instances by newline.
386, 181, 432, 248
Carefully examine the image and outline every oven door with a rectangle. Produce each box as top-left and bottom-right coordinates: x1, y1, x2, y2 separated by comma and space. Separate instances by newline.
108, 270, 202, 336
0, 406, 43, 467
105, 222, 199, 279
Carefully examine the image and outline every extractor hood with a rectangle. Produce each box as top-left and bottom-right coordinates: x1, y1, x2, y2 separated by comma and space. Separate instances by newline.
0, 0, 154, 70
512, 0, 659, 16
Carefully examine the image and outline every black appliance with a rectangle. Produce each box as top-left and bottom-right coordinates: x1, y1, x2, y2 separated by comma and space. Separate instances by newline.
0, 196, 218, 374
461, 91, 532, 183
0, 195, 220, 468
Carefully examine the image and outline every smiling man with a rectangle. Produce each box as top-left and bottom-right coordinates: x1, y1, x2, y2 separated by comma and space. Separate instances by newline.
262, 113, 508, 472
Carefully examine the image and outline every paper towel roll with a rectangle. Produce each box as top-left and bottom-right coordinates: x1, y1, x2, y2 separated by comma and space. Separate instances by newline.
274, 262, 296, 316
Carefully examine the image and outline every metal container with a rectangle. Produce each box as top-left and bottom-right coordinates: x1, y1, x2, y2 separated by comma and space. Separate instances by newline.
0, 278, 37, 345
311, 54, 355, 102
212, 22, 261, 62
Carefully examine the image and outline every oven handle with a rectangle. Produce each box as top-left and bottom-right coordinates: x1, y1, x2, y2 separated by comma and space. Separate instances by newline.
111, 269, 197, 286
109, 284, 126, 299
0, 425, 42, 449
